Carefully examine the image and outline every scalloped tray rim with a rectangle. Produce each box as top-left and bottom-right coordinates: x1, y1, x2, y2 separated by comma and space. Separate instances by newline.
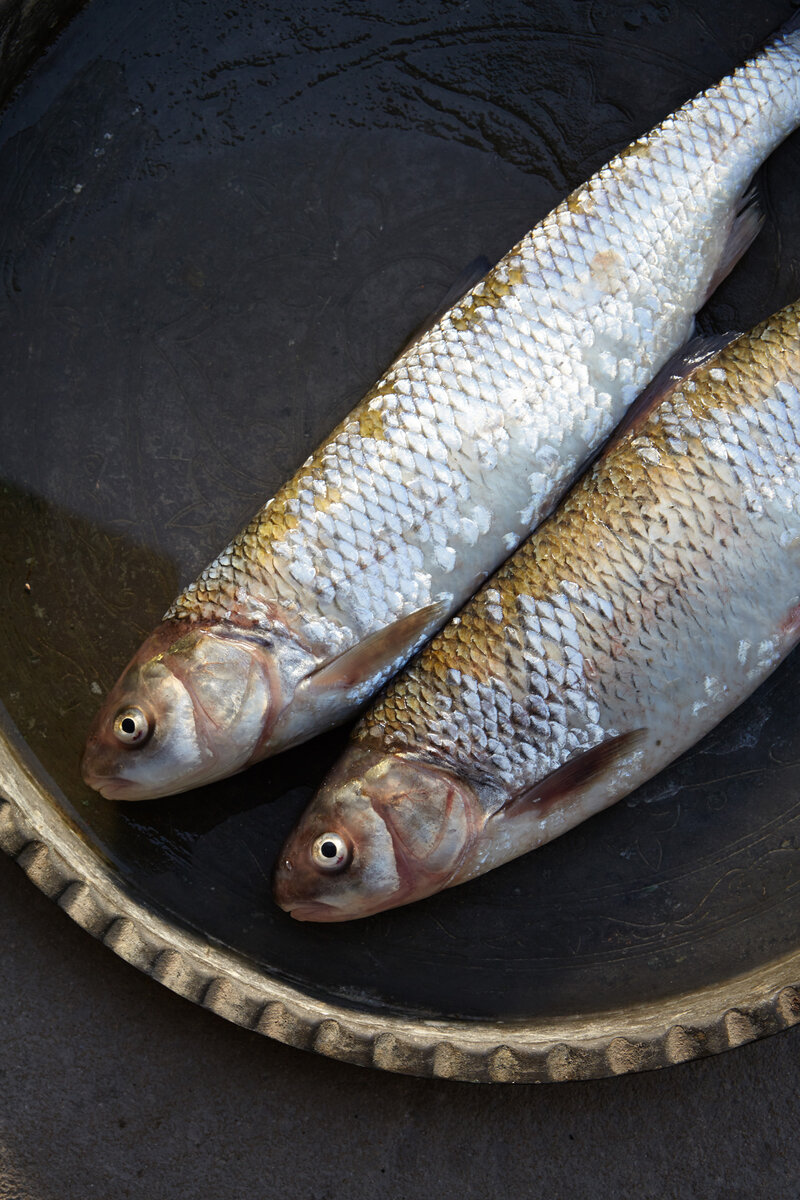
2, 722, 799, 1083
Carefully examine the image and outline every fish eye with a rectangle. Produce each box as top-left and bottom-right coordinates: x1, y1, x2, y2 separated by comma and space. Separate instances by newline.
113, 705, 152, 747
311, 832, 350, 873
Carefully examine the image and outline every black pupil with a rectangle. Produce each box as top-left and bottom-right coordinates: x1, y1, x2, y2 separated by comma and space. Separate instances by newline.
121, 717, 137, 735
321, 840, 338, 859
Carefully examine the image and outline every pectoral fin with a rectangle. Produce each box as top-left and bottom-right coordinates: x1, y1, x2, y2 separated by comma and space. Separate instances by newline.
780, 599, 800, 641
496, 729, 647, 821
309, 598, 449, 692
701, 183, 764, 305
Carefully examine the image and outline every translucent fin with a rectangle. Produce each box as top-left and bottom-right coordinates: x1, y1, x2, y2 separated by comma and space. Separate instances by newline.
608, 333, 739, 446
781, 599, 800, 642
701, 184, 764, 304
769, 8, 800, 44
308, 599, 448, 692
496, 729, 647, 821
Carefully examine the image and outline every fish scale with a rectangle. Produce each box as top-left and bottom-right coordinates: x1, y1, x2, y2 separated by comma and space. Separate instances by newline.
271, 303, 800, 919
356, 305, 800, 813
167, 32, 800, 671
85, 24, 800, 802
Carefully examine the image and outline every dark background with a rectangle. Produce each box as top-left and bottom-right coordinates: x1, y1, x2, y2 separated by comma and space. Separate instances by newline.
2, 0, 800, 1193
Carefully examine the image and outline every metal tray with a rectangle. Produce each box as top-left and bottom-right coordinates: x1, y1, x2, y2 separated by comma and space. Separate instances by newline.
2, 0, 800, 1082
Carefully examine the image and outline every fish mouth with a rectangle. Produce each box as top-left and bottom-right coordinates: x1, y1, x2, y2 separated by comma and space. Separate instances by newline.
273, 857, 350, 922
86, 775, 139, 800
81, 766, 173, 801
284, 899, 343, 922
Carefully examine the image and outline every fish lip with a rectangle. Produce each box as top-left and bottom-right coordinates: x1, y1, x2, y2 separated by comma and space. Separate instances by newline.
87, 775, 138, 800
284, 899, 343, 922
82, 767, 164, 801
86, 771, 219, 801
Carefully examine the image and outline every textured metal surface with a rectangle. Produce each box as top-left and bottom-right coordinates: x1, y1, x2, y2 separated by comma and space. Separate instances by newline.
2, 0, 800, 1079
2, 729, 800, 1082
0, 0, 88, 110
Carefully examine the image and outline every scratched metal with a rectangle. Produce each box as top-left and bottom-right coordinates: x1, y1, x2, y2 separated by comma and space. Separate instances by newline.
1, 0, 800, 1024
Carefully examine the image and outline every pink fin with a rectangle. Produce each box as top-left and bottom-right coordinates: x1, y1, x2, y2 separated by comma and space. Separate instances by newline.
781, 600, 800, 642
309, 599, 448, 692
607, 334, 738, 448
701, 184, 764, 305
497, 729, 647, 821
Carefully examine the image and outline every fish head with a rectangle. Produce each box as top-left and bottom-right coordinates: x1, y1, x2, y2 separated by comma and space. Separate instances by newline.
81, 620, 280, 800
274, 745, 480, 921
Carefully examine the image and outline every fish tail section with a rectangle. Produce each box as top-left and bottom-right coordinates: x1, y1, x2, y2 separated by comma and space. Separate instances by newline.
651, 21, 800, 209
629, 22, 800, 303
718, 19, 800, 150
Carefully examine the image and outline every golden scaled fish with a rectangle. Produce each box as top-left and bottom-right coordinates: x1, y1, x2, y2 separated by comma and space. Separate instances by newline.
274, 301, 800, 920
84, 22, 800, 800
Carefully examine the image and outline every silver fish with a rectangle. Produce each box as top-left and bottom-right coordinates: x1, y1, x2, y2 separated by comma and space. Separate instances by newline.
274, 301, 800, 920
84, 23, 800, 800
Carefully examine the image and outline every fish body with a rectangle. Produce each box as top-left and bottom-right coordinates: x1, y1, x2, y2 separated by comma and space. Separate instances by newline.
84, 24, 800, 800
275, 302, 800, 920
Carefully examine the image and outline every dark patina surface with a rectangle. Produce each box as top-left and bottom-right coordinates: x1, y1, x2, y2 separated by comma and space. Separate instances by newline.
1, 0, 800, 1075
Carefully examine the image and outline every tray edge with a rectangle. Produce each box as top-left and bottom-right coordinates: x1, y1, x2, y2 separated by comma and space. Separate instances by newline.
2, 726, 800, 1083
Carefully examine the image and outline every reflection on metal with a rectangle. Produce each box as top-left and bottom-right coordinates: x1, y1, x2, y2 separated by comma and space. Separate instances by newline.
2, 726, 800, 1083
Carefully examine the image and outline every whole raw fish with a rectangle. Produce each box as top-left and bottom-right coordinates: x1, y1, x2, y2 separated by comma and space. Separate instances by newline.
83, 23, 800, 800
274, 302, 800, 920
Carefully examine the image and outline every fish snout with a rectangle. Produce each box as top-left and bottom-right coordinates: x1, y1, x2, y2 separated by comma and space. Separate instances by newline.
80, 741, 147, 800
273, 852, 316, 917
80, 734, 124, 794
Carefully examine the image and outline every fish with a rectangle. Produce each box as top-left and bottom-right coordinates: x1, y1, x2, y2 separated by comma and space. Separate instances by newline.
274, 300, 800, 921
83, 20, 800, 800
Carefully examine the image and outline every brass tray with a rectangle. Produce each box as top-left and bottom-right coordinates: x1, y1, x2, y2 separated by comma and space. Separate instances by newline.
2, 0, 800, 1082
